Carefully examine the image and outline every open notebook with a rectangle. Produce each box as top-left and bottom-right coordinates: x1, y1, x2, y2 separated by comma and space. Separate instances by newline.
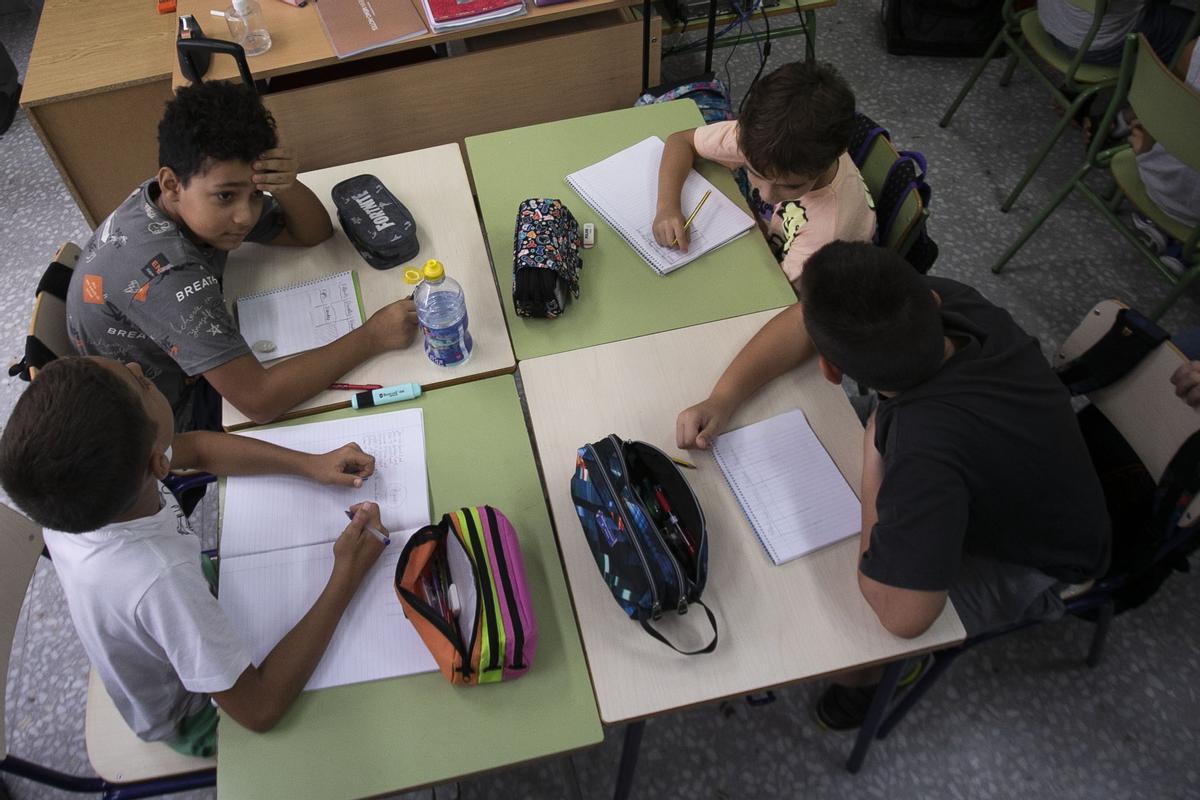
235, 271, 365, 362
565, 136, 755, 275
712, 410, 862, 566
220, 410, 437, 690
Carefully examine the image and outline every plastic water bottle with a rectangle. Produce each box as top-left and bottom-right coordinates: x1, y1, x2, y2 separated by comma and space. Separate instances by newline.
226, 0, 272, 57
413, 259, 472, 367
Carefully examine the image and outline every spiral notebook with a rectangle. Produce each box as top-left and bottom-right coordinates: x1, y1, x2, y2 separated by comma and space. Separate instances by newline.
711, 410, 862, 566
236, 271, 366, 362
564, 136, 755, 275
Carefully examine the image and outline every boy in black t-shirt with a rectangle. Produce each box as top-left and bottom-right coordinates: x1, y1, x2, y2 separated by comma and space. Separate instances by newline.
676, 241, 1110, 729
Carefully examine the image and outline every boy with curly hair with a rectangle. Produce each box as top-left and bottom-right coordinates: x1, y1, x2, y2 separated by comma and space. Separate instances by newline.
67, 82, 418, 430
653, 61, 876, 285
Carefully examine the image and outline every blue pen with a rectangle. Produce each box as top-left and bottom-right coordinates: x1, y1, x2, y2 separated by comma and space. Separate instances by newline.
344, 509, 390, 546
350, 382, 422, 410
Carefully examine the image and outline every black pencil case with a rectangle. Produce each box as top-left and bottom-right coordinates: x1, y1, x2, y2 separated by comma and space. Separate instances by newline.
331, 174, 420, 270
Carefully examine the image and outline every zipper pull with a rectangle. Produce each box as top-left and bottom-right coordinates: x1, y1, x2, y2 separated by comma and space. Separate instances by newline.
677, 597, 689, 615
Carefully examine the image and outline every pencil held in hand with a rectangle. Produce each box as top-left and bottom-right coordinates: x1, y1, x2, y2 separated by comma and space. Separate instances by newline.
671, 190, 711, 247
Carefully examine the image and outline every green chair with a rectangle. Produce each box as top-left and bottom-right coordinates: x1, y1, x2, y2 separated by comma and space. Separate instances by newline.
940, 0, 1120, 212
993, 34, 1200, 320
858, 133, 929, 261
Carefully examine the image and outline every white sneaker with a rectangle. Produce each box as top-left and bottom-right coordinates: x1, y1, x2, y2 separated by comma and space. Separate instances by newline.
1160, 254, 1187, 277
1131, 212, 1168, 254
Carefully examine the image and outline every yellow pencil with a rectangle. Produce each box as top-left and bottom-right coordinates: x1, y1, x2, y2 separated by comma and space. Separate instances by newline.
671, 190, 711, 246
670, 456, 697, 470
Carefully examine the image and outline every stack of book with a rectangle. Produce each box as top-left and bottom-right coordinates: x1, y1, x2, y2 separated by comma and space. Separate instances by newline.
420, 0, 527, 32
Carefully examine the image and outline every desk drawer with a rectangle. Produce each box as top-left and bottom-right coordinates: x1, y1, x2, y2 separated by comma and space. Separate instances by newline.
263, 15, 662, 173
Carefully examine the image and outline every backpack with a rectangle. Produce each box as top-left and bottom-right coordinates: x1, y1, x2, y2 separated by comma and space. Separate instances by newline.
847, 113, 939, 273
881, 0, 1006, 58
634, 74, 734, 126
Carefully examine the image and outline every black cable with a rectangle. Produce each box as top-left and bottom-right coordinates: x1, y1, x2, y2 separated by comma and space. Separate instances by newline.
738, 0, 772, 114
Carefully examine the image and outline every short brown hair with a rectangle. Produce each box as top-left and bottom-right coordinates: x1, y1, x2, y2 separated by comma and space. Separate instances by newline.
0, 358, 154, 532
738, 60, 856, 178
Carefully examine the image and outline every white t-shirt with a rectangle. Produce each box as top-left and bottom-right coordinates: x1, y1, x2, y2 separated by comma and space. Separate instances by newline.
43, 485, 252, 741
1038, 0, 1145, 51
1136, 39, 1200, 229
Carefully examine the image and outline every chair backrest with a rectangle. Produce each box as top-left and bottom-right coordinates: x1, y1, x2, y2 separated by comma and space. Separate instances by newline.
25, 242, 79, 380
1056, 299, 1200, 527
0, 503, 47, 759
859, 135, 928, 257
1127, 33, 1200, 172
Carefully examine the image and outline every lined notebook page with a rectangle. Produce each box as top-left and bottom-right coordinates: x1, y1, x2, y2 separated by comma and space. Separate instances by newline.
236, 271, 364, 362
712, 410, 861, 565
219, 542, 437, 690
565, 136, 754, 275
222, 410, 429, 559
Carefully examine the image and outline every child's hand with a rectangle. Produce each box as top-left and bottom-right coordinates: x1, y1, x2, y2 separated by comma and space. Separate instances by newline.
253, 147, 301, 195
676, 398, 730, 450
332, 502, 387, 584
308, 443, 376, 487
1128, 120, 1155, 155
653, 209, 690, 253
1171, 360, 1200, 408
364, 298, 418, 355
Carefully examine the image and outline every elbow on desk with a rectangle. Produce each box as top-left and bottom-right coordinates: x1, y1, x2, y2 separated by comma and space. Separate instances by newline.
857, 572, 942, 640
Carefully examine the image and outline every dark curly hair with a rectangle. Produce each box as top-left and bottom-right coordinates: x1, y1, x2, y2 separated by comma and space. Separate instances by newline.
0, 358, 155, 533
158, 82, 278, 185
738, 60, 856, 179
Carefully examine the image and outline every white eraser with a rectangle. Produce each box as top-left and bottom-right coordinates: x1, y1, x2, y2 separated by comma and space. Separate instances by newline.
582, 222, 595, 248
252, 340, 276, 354
448, 583, 461, 616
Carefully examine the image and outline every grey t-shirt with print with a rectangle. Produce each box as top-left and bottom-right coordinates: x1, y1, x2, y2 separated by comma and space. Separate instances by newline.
66, 179, 283, 421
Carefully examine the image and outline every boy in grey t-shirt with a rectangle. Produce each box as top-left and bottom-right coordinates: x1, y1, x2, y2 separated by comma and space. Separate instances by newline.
67, 82, 418, 430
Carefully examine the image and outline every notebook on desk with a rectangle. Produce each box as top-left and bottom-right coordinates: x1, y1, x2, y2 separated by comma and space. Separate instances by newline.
564, 136, 754, 275
711, 410, 862, 566
220, 410, 437, 690
235, 271, 365, 363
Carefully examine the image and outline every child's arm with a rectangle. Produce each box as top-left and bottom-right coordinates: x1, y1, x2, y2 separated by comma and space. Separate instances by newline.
854, 411, 948, 639
253, 147, 335, 247
204, 299, 417, 425
172, 432, 375, 487
676, 303, 815, 449
212, 502, 385, 733
653, 129, 700, 253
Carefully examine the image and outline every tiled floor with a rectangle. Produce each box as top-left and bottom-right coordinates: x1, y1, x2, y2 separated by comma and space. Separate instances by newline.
2, 2, 1198, 799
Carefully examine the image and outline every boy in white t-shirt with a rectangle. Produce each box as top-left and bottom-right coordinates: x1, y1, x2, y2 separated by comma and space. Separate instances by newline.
0, 356, 389, 755
652, 60, 876, 287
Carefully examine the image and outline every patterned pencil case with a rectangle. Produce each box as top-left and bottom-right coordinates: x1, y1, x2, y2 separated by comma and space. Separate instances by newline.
512, 198, 583, 319
570, 435, 717, 655
331, 174, 420, 270
394, 506, 536, 685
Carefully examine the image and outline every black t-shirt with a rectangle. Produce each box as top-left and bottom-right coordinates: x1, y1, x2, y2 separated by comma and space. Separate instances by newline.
858, 277, 1110, 591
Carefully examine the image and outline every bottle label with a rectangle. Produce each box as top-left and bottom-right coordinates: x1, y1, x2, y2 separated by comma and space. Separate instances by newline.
421, 311, 473, 367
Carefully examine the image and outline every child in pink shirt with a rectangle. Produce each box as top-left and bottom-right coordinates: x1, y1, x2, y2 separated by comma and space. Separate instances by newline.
653, 61, 876, 286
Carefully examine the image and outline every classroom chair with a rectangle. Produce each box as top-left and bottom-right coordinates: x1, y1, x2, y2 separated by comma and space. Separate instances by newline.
856, 127, 933, 269
939, 0, 1121, 212
846, 298, 1200, 774
0, 503, 218, 799
991, 33, 1200, 320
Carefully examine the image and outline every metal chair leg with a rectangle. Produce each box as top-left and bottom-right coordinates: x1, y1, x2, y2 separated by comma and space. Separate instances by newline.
940, 30, 1012, 128
560, 755, 584, 800
877, 649, 963, 740
613, 720, 646, 800
845, 660, 905, 774
998, 47, 1020, 87
993, 162, 1091, 273
1000, 87, 1100, 212
1086, 599, 1114, 668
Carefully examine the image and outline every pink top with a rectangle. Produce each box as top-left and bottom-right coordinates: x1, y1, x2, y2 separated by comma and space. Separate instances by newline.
693, 120, 877, 281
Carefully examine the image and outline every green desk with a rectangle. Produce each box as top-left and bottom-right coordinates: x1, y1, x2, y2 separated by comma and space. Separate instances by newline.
465, 101, 795, 360
217, 377, 602, 799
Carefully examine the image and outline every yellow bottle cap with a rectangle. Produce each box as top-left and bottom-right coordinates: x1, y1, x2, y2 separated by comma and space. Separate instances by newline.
402, 268, 422, 286
422, 259, 444, 281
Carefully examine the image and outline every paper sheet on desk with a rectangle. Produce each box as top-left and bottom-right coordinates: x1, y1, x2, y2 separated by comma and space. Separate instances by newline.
219, 409, 436, 689
712, 409, 862, 565
222, 410, 429, 558
219, 540, 438, 690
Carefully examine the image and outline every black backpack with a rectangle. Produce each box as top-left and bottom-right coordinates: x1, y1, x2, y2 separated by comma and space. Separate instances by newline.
881, 0, 1005, 58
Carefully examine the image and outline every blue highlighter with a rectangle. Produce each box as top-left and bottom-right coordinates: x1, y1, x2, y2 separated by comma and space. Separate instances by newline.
351, 382, 422, 410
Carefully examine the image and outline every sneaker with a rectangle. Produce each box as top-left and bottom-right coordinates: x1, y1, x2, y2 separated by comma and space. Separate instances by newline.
1131, 212, 1168, 254
1160, 254, 1187, 278
814, 654, 932, 732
